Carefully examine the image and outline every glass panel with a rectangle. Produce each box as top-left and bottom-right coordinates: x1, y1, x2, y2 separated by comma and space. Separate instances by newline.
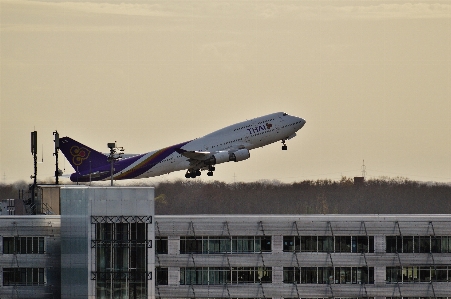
441, 236, 449, 253
254, 237, 261, 252
95, 222, 148, 297
156, 237, 168, 254
261, 236, 272, 252
403, 266, 419, 282
385, 236, 402, 253
318, 236, 333, 252
403, 236, 414, 253
39, 237, 45, 254
258, 267, 272, 283
180, 268, 185, 285
21, 238, 26, 254
3, 237, 14, 254
26, 268, 32, 285
283, 267, 294, 283
32, 237, 38, 254
220, 237, 231, 253
419, 266, 431, 282
302, 236, 317, 252
436, 266, 448, 282
337, 236, 351, 252
413, 236, 420, 253
283, 236, 294, 252
368, 236, 374, 253
318, 267, 333, 284
419, 236, 431, 253
431, 236, 441, 253
356, 236, 368, 253
301, 267, 317, 283
351, 236, 357, 253
39, 268, 44, 285
386, 267, 401, 283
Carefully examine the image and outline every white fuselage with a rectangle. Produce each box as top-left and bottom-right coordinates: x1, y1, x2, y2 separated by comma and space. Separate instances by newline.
133, 112, 305, 179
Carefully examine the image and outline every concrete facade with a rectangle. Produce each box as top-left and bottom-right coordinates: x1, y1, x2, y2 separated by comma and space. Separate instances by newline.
154, 215, 451, 299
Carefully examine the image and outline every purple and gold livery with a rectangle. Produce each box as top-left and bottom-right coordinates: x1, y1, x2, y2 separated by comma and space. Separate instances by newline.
59, 112, 306, 182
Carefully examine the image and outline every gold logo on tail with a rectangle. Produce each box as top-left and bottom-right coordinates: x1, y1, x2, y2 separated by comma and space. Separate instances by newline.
70, 146, 91, 166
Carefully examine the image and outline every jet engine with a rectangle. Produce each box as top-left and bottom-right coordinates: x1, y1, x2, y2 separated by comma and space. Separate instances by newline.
204, 151, 229, 165
204, 149, 250, 165
230, 149, 250, 162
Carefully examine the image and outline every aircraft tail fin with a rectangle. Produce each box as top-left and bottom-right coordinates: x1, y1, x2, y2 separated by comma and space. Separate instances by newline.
59, 137, 109, 173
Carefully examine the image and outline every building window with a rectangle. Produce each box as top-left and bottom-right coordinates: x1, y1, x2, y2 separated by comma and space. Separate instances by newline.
386, 266, 402, 283
231, 267, 272, 283
419, 236, 431, 253
386, 266, 451, 283
283, 236, 373, 253
318, 236, 334, 252
301, 267, 319, 283
3, 268, 44, 286
301, 236, 317, 252
353, 236, 374, 253
180, 237, 203, 254
180, 267, 272, 285
156, 267, 168, 285
180, 236, 272, 254
283, 236, 300, 252
2, 237, 45, 254
285, 267, 374, 284
92, 217, 151, 299
283, 267, 300, 283
335, 236, 351, 253
232, 236, 271, 253
156, 237, 168, 254
386, 236, 451, 253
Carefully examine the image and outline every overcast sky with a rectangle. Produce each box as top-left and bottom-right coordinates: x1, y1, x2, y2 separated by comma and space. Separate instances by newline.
1, 0, 450, 185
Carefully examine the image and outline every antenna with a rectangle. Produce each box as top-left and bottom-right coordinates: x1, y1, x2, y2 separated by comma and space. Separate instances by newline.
53, 131, 61, 184
30, 130, 38, 209
361, 160, 367, 178
38, 144, 44, 163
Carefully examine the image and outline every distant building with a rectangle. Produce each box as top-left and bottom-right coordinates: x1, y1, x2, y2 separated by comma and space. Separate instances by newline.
354, 176, 365, 185
0, 186, 450, 298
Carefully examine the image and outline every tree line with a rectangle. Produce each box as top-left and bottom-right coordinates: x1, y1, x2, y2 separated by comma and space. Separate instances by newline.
154, 177, 451, 214
0, 177, 450, 214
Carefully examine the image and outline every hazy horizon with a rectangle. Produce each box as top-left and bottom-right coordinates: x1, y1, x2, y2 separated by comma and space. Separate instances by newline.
1, 1, 450, 185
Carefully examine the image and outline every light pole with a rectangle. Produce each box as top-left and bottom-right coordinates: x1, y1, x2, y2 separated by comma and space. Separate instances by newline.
107, 142, 124, 186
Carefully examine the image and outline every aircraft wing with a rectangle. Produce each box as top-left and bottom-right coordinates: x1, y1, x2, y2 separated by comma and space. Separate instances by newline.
175, 149, 211, 160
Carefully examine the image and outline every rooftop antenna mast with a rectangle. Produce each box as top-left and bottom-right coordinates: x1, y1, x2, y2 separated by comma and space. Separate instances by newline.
30, 131, 38, 208
53, 131, 62, 184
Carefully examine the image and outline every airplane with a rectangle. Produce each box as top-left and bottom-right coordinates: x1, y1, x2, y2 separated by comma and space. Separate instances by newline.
59, 112, 306, 182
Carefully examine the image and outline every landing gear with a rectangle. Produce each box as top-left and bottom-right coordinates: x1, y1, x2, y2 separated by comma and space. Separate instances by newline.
184, 169, 207, 179
282, 139, 288, 150
207, 165, 215, 176
185, 169, 201, 178
185, 166, 216, 179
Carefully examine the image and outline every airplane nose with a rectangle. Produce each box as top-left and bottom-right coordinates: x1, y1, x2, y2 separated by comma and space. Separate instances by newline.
299, 117, 306, 127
